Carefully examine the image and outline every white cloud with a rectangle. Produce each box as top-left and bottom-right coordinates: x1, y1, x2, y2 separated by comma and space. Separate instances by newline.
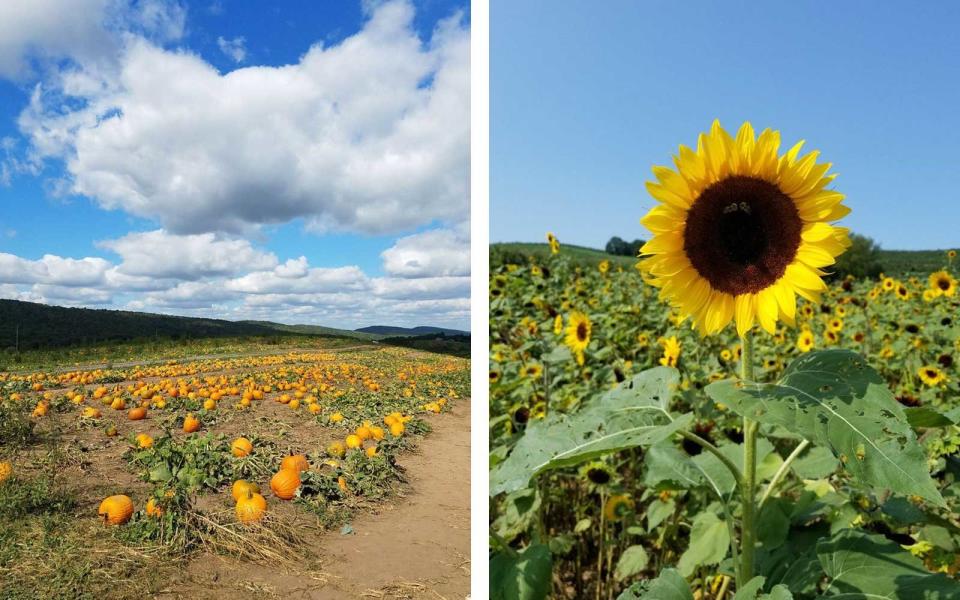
381, 226, 470, 278
18, 0, 469, 237
0, 253, 110, 286
216, 36, 246, 63
226, 266, 369, 294
98, 229, 277, 280
0, 0, 185, 80
370, 275, 470, 300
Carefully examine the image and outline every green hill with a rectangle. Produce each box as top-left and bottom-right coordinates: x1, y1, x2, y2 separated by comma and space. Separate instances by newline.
356, 325, 469, 337
490, 242, 954, 277
0, 300, 395, 351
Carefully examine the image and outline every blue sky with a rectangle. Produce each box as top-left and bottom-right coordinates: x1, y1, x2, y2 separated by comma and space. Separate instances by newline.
0, 0, 469, 329
491, 1, 960, 251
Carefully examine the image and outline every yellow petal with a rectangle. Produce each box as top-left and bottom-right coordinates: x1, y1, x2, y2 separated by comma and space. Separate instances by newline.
734, 294, 756, 337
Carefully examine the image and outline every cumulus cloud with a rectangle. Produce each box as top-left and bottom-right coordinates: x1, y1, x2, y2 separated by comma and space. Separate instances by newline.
0, 253, 111, 286
18, 0, 469, 236
216, 36, 246, 63
0, 1, 470, 330
0, 0, 185, 79
381, 226, 470, 278
98, 229, 277, 280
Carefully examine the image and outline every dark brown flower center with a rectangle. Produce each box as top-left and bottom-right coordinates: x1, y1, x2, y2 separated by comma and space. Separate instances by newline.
683, 176, 802, 295
937, 278, 949, 291
576, 322, 588, 341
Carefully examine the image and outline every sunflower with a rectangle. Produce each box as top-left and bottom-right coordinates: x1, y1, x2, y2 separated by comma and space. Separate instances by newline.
948, 249, 957, 260
929, 270, 956, 297
530, 265, 543, 277
882, 277, 896, 291
828, 317, 844, 332
918, 366, 947, 386
720, 348, 732, 362
658, 335, 681, 367
579, 461, 616, 487
489, 370, 501, 384
824, 330, 839, 345
521, 363, 543, 379
796, 330, 815, 353
564, 311, 592, 363
636, 332, 650, 348
598, 259, 610, 275
546, 232, 560, 255
895, 284, 910, 301
553, 315, 563, 336
638, 121, 850, 336
603, 494, 635, 522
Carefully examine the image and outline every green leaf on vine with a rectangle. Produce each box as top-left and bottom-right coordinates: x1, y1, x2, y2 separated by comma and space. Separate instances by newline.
705, 350, 944, 506
490, 367, 691, 495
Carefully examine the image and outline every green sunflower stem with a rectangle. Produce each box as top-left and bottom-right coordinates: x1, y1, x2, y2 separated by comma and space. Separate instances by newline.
739, 331, 758, 586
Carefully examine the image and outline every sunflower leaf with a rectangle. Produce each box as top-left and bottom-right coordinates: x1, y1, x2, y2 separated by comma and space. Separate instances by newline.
616, 568, 693, 600
490, 367, 691, 496
705, 350, 944, 506
817, 529, 960, 598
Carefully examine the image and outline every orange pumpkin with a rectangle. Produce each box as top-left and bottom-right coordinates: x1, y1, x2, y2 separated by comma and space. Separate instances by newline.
236, 491, 267, 524
135, 433, 154, 448
270, 469, 300, 500
389, 422, 405, 437
98, 495, 134, 525
0, 461, 12, 483
345, 434, 362, 450
232, 479, 261, 502
231, 437, 253, 458
183, 414, 200, 433
128, 406, 147, 421
337, 476, 349, 494
366, 445, 378, 458
280, 454, 309, 473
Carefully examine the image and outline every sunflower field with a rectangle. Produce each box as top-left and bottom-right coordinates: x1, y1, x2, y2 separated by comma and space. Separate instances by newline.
489, 122, 960, 600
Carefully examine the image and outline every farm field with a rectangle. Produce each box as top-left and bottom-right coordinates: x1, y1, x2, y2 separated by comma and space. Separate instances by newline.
489, 242, 960, 599
0, 338, 470, 599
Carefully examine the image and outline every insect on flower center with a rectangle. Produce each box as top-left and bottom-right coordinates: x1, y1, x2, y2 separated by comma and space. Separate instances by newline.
683, 175, 802, 295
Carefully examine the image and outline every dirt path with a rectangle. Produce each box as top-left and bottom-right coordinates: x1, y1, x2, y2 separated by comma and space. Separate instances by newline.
159, 397, 471, 600
316, 396, 471, 598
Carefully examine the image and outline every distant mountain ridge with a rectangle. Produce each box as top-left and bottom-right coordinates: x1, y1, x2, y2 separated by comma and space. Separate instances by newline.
355, 325, 470, 336
0, 299, 464, 350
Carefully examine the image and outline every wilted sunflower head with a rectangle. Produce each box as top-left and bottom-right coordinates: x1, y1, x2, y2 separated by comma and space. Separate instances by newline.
579, 461, 616, 486
603, 494, 635, 522
638, 121, 850, 336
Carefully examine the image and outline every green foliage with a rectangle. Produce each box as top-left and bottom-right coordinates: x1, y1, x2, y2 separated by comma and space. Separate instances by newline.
126, 433, 233, 492
605, 236, 646, 257
817, 529, 960, 598
831, 233, 884, 279
490, 543, 552, 600
706, 350, 944, 505
490, 368, 692, 495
